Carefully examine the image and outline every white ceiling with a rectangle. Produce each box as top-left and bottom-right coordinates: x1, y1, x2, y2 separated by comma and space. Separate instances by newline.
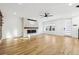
0, 3, 79, 21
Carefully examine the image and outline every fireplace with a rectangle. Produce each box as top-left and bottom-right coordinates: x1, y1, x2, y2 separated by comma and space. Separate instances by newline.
27, 30, 36, 34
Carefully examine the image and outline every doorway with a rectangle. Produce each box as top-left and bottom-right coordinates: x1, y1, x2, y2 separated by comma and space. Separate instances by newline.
0, 10, 3, 39
64, 19, 72, 37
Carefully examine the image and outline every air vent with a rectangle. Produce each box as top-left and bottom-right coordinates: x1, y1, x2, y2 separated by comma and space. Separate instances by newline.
76, 5, 79, 7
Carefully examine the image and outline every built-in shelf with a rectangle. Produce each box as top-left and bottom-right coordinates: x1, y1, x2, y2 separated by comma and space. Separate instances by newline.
27, 19, 37, 21
24, 27, 38, 29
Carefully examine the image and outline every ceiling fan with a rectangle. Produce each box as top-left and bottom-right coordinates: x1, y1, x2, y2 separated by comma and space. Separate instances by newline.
40, 12, 53, 17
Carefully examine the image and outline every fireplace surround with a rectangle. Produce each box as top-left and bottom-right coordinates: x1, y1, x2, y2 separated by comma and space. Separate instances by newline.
27, 30, 36, 34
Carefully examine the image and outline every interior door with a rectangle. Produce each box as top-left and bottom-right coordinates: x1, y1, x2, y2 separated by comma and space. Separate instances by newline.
64, 19, 72, 36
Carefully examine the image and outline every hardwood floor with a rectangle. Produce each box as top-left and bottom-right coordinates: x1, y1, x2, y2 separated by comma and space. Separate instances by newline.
0, 34, 79, 55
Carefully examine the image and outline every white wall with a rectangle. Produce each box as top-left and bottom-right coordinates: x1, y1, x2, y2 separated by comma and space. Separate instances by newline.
38, 21, 44, 34
2, 9, 22, 39
2, 10, 79, 39
72, 16, 79, 38
42, 18, 72, 36
38, 16, 79, 38
1, 9, 40, 39
2, 11, 79, 39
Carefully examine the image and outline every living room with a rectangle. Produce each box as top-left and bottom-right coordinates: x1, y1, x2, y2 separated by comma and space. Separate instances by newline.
0, 3, 79, 55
